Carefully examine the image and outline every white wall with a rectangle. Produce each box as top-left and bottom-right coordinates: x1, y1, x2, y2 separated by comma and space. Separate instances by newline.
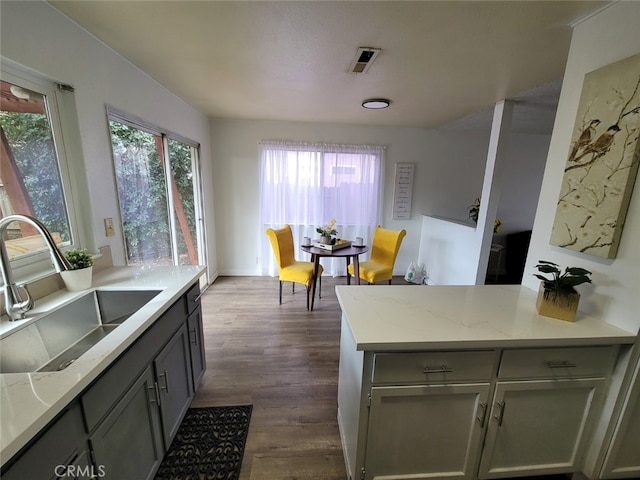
210, 118, 490, 276
0, 1, 218, 278
522, 2, 640, 336
496, 133, 550, 237
419, 216, 480, 285
531, 5, 640, 476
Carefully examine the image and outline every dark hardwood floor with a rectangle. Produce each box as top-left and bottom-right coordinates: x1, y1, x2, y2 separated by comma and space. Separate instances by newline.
192, 276, 574, 480
192, 275, 348, 479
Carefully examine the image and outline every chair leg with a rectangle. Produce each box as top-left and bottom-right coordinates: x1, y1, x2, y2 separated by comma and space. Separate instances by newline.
279, 281, 283, 304
347, 272, 351, 285
319, 275, 322, 298
292, 282, 295, 293
388, 279, 392, 285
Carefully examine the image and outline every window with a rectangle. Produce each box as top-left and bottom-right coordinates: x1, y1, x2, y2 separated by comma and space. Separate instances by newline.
0, 62, 82, 280
108, 110, 206, 274
260, 141, 384, 276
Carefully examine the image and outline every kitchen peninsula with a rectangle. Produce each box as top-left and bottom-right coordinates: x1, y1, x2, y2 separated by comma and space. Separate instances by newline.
335, 284, 636, 480
0, 265, 206, 478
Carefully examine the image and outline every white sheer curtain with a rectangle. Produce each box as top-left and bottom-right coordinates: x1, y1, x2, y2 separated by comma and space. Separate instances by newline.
260, 140, 385, 277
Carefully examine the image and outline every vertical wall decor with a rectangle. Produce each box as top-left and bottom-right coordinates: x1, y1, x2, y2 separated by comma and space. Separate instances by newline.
550, 54, 640, 258
392, 163, 414, 220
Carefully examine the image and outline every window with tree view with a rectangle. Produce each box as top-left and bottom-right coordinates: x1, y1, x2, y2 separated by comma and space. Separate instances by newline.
0, 79, 71, 261
109, 117, 204, 268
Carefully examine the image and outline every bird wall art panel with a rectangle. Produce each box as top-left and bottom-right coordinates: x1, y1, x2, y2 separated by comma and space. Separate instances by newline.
550, 53, 640, 259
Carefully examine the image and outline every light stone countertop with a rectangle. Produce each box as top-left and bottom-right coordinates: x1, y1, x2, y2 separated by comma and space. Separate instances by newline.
0, 265, 205, 465
335, 284, 636, 351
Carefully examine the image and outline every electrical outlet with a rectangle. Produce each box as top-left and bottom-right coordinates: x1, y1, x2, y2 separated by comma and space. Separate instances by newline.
104, 217, 115, 237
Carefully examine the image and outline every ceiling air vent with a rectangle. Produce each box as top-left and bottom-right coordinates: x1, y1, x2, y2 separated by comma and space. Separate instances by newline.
348, 47, 381, 74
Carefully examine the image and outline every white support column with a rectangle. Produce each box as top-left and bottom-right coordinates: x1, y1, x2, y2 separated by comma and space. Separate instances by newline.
475, 100, 514, 285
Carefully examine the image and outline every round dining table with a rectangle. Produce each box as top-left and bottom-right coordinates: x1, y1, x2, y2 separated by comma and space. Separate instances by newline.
300, 243, 370, 311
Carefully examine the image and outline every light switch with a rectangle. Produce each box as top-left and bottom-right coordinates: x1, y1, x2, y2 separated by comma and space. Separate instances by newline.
104, 217, 115, 237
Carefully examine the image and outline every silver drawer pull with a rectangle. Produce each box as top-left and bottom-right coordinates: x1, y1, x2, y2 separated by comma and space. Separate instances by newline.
423, 365, 453, 374
546, 361, 577, 369
149, 383, 161, 405
158, 371, 170, 393
494, 401, 506, 427
477, 402, 487, 428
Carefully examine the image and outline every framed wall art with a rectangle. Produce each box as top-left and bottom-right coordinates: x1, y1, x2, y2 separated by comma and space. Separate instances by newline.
550, 54, 640, 258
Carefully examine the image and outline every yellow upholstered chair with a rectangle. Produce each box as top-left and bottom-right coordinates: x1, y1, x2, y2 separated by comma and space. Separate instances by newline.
266, 224, 322, 310
347, 225, 406, 285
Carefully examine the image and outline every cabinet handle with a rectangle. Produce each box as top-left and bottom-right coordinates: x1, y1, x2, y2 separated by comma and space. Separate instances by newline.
149, 383, 161, 405
494, 401, 505, 427
423, 365, 453, 374
190, 328, 198, 345
477, 402, 487, 428
158, 371, 170, 393
546, 361, 577, 368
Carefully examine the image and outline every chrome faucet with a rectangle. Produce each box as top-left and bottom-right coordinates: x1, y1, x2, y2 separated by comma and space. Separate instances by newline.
0, 214, 71, 321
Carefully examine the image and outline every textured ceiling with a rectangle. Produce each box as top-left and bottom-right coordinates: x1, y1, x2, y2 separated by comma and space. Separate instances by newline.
49, 0, 609, 132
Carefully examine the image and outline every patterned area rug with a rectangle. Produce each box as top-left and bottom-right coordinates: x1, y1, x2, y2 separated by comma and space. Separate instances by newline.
155, 405, 252, 480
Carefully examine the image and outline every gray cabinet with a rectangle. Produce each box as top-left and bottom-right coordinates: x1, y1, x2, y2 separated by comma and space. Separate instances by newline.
89, 366, 164, 480
2, 281, 206, 480
155, 323, 194, 447
187, 304, 206, 389
1, 403, 89, 480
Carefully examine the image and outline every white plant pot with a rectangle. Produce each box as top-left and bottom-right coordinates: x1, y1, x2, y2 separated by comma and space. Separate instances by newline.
60, 267, 93, 292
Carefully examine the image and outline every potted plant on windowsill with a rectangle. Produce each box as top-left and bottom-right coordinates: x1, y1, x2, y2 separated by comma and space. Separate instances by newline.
533, 260, 592, 322
60, 248, 94, 291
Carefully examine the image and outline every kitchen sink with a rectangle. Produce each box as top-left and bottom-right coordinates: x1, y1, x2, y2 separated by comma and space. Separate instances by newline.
0, 289, 161, 373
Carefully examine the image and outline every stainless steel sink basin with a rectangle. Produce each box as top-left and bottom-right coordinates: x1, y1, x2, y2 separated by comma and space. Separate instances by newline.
0, 289, 161, 373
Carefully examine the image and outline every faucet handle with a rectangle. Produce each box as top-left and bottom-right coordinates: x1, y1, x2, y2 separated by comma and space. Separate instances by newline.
4, 283, 34, 320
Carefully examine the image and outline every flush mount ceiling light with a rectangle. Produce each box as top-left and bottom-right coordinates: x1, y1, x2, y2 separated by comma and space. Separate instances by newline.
362, 98, 390, 109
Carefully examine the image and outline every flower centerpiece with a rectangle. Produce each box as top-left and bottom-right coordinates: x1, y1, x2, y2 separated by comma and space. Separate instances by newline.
533, 260, 592, 322
60, 248, 94, 291
316, 218, 338, 245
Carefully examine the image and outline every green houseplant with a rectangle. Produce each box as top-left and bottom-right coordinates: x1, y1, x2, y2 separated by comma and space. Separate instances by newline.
60, 249, 94, 291
316, 218, 338, 245
533, 260, 592, 322
64, 248, 94, 270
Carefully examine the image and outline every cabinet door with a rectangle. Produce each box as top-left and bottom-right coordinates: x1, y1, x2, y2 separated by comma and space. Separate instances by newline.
478, 378, 603, 479
365, 383, 490, 480
155, 323, 194, 448
601, 357, 640, 478
90, 366, 164, 480
187, 304, 206, 390
2, 403, 87, 480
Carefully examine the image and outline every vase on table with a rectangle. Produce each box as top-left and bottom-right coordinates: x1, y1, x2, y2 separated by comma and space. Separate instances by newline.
319, 235, 332, 245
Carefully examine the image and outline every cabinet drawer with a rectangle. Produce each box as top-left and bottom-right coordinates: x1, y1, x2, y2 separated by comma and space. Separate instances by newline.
372, 350, 497, 384
185, 282, 201, 315
499, 346, 618, 380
